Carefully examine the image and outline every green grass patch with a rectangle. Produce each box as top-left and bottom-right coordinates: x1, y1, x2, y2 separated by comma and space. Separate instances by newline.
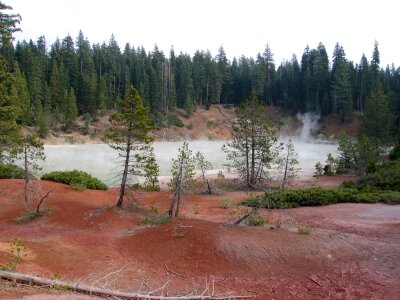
298, 226, 312, 234
41, 170, 107, 191
14, 208, 53, 224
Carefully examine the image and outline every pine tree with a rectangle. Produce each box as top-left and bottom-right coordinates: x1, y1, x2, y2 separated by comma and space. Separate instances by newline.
15, 134, 45, 204
64, 88, 78, 130
168, 141, 195, 217
0, 57, 21, 162
277, 139, 300, 189
195, 151, 213, 194
222, 92, 280, 188
331, 44, 353, 122
0, 1, 21, 47
263, 44, 275, 106
104, 85, 153, 207
143, 146, 159, 191
363, 84, 393, 153
12, 62, 30, 124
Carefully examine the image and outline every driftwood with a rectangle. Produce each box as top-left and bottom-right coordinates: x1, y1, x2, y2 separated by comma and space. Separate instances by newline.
0, 270, 252, 299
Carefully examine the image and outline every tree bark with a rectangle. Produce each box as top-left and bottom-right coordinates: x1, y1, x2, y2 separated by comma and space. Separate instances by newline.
116, 130, 132, 207
23, 138, 29, 205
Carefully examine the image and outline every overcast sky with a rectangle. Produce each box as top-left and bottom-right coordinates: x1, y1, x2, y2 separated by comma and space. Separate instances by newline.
7, 0, 399, 67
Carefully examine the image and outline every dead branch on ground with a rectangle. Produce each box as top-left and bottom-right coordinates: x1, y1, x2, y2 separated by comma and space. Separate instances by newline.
0, 270, 253, 299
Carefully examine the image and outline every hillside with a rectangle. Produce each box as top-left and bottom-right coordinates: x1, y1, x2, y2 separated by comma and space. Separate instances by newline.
41, 105, 361, 145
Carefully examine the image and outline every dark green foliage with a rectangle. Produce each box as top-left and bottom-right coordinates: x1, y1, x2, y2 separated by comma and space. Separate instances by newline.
222, 92, 280, 188
242, 187, 400, 209
389, 144, 400, 160
104, 85, 154, 207
0, 163, 24, 178
355, 160, 400, 191
0, 1, 21, 46
363, 84, 394, 152
167, 113, 184, 127
41, 170, 107, 190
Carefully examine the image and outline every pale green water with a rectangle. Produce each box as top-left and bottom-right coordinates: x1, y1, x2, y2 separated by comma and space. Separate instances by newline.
41, 140, 337, 185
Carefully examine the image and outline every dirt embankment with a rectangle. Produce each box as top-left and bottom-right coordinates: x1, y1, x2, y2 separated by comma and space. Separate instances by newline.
41, 105, 362, 145
1, 178, 399, 299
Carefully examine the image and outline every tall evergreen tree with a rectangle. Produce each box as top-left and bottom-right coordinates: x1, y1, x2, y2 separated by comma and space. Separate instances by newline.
331, 43, 353, 122
104, 85, 153, 207
363, 83, 393, 152
263, 44, 275, 106
223, 92, 280, 188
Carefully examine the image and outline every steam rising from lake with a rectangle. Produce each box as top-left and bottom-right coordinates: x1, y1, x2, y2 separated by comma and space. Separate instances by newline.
40, 113, 337, 185
42, 139, 336, 185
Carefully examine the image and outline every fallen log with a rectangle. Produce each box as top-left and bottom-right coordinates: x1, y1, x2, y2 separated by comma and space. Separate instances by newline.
0, 270, 252, 299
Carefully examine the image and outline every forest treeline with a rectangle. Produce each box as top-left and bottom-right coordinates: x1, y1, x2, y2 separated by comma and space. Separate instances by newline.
0, 3, 399, 144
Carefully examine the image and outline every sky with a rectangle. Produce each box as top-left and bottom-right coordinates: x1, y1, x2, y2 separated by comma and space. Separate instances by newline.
6, 0, 400, 67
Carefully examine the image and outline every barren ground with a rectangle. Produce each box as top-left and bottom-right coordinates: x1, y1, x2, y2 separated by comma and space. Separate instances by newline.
0, 177, 399, 300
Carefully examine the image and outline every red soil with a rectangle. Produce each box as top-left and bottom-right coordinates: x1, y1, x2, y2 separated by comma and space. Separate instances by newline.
1, 178, 399, 299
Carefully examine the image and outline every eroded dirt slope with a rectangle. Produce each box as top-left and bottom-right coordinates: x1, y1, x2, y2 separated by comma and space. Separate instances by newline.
1, 179, 399, 299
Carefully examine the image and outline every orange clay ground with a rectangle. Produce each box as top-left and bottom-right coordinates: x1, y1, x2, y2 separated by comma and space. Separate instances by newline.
0, 177, 399, 300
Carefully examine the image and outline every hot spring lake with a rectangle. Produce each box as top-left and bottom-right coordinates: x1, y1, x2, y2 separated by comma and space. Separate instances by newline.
41, 140, 337, 186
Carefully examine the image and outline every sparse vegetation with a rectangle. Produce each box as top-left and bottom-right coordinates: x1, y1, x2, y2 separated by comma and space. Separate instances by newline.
41, 170, 107, 190
220, 197, 234, 209
246, 210, 266, 226
140, 207, 172, 226
14, 208, 53, 224
298, 226, 312, 234
1, 237, 27, 272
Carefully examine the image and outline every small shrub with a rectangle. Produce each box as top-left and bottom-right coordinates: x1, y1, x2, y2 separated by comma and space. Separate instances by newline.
0, 163, 24, 179
192, 204, 199, 215
186, 122, 193, 130
298, 226, 312, 234
143, 184, 160, 192
41, 170, 107, 190
220, 197, 234, 209
140, 208, 171, 226
126, 200, 140, 211
242, 187, 400, 208
1, 237, 27, 271
314, 162, 324, 176
246, 210, 266, 226
14, 208, 53, 224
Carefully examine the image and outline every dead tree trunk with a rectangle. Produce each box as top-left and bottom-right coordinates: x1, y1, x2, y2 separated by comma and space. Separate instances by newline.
36, 188, 55, 213
0, 270, 250, 299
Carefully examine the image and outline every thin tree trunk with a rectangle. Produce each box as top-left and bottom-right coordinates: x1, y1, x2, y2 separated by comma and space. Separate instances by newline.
174, 191, 181, 217
24, 138, 29, 205
281, 146, 289, 189
36, 188, 55, 213
116, 132, 132, 207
